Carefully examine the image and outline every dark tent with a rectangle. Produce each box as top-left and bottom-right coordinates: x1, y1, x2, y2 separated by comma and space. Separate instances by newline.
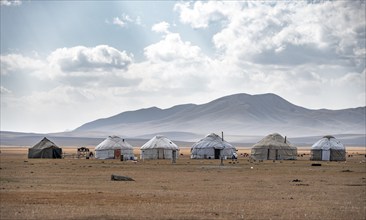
28, 137, 62, 159
251, 133, 297, 160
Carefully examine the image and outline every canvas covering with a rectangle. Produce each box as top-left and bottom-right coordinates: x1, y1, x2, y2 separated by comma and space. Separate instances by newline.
95, 136, 134, 160
28, 137, 62, 159
191, 133, 236, 159
310, 136, 346, 161
140, 135, 179, 159
251, 133, 297, 160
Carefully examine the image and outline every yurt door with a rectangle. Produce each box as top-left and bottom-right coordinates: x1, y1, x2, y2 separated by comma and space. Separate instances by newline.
158, 149, 164, 159
172, 150, 177, 163
322, 150, 330, 161
268, 149, 278, 160
114, 149, 121, 159
214, 149, 221, 159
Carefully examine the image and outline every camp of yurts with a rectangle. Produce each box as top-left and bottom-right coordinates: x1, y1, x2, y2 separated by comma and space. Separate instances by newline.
140, 135, 179, 160
310, 135, 346, 161
191, 133, 236, 159
251, 133, 297, 160
28, 137, 63, 159
95, 136, 134, 160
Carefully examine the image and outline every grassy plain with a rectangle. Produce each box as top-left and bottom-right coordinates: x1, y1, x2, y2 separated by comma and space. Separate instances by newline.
0, 147, 365, 220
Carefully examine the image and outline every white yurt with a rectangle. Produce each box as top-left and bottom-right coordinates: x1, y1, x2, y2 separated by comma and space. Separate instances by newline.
191, 133, 236, 159
95, 136, 134, 160
310, 135, 346, 161
251, 133, 297, 160
140, 135, 179, 160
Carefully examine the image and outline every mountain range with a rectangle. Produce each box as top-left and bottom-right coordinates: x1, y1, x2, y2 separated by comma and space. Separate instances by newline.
1, 93, 365, 146
73, 93, 365, 143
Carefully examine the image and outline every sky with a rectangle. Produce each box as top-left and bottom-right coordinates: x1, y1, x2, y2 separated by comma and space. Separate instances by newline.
1, 0, 365, 133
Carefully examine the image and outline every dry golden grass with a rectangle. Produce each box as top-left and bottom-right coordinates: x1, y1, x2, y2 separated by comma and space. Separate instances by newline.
0, 147, 365, 220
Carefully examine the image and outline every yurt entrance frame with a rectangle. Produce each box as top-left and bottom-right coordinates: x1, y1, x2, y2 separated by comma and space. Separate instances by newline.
321, 150, 330, 161
267, 149, 279, 160
158, 149, 165, 159
172, 150, 177, 163
114, 149, 121, 159
214, 149, 221, 159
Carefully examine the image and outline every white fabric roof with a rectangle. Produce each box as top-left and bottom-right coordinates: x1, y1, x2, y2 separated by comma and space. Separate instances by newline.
252, 133, 296, 149
140, 135, 179, 150
311, 136, 345, 150
191, 133, 235, 150
95, 136, 133, 150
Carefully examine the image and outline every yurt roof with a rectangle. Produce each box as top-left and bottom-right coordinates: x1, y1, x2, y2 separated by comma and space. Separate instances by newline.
140, 135, 179, 150
311, 136, 345, 150
191, 133, 235, 150
95, 135, 133, 150
30, 137, 60, 150
252, 133, 296, 149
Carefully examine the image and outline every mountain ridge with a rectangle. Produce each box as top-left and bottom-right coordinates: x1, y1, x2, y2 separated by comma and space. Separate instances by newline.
74, 93, 365, 140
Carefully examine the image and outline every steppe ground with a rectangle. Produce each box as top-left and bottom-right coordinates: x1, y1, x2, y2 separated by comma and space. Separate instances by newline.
0, 146, 365, 220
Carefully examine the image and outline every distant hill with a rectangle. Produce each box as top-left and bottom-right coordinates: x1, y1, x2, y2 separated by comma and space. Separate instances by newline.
73, 93, 365, 142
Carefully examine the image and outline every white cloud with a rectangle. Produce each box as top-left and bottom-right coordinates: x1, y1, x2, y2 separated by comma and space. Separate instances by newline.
144, 32, 205, 64
152, 21, 170, 33
130, 60, 210, 95
48, 45, 133, 72
176, 1, 366, 68
111, 13, 142, 28
0, 54, 45, 75
45, 45, 138, 88
332, 71, 366, 88
113, 17, 127, 27
0, 45, 138, 100
126, 31, 213, 95
1, 0, 21, 6
0, 86, 11, 94
174, 1, 230, 28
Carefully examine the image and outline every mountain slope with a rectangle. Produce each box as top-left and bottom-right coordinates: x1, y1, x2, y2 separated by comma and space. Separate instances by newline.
74, 93, 365, 139
77, 104, 197, 131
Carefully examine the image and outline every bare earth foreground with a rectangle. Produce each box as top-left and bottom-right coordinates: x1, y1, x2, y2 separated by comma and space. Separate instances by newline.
1, 147, 365, 220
